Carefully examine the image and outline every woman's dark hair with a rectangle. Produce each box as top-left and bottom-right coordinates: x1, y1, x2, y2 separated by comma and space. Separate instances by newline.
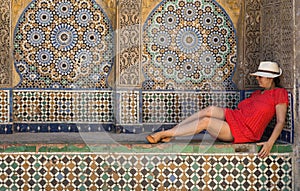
274, 77, 282, 87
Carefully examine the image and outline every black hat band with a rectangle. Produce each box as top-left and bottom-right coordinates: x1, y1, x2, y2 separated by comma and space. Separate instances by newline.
257, 69, 280, 75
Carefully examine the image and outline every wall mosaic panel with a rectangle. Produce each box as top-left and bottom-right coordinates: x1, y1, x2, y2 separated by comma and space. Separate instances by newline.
13, 90, 114, 132
0, 90, 10, 124
13, 0, 114, 89
0, 153, 292, 190
0, 0, 11, 87
142, 0, 237, 90
117, 91, 139, 125
0, 0, 295, 143
142, 91, 240, 124
0, 90, 12, 134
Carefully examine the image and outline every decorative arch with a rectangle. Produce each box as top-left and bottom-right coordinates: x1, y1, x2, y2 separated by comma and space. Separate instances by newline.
13, 0, 114, 89
142, 0, 237, 90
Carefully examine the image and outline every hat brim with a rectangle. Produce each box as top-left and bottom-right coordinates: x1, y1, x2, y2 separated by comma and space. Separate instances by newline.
250, 68, 282, 78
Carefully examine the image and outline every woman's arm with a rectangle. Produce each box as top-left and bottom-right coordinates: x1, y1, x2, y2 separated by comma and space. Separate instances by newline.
257, 103, 288, 158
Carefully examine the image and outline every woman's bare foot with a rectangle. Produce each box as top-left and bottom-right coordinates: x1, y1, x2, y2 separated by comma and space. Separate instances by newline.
146, 134, 160, 144
146, 132, 173, 144
161, 137, 173, 143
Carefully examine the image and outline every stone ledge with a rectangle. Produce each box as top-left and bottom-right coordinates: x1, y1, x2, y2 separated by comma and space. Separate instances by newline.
0, 132, 293, 154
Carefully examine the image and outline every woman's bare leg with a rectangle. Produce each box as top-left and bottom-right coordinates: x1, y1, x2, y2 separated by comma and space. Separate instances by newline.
146, 116, 233, 143
177, 106, 225, 127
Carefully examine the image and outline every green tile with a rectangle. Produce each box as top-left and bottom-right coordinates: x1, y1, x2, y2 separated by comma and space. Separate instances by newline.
191, 145, 213, 153
4, 146, 26, 152
0, 163, 6, 169
215, 175, 222, 182
226, 163, 233, 170
25, 146, 36, 152
48, 146, 68, 152
215, 163, 222, 171
37, 146, 48, 152
87, 145, 111, 153
206, 145, 235, 153
269, 145, 278, 153
66, 145, 91, 152
172, 144, 194, 153
131, 144, 173, 153
109, 145, 133, 153
257, 144, 292, 154
277, 145, 293, 153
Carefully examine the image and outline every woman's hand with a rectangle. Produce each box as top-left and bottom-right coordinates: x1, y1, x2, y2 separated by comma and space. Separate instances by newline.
257, 141, 273, 158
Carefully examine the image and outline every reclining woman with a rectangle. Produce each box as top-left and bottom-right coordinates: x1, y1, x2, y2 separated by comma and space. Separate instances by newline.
146, 61, 288, 158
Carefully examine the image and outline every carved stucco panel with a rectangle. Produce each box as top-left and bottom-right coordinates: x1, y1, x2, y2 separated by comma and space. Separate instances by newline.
261, 0, 294, 89
117, 0, 142, 87
0, 0, 11, 87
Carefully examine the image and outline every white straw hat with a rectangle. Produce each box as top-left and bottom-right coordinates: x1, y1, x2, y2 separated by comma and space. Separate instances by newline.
250, 61, 282, 78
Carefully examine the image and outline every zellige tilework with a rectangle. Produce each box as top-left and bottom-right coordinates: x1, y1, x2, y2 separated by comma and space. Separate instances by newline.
142, 0, 237, 90
142, 91, 240, 124
0, 90, 10, 123
13, 0, 114, 89
0, 153, 292, 190
13, 90, 114, 123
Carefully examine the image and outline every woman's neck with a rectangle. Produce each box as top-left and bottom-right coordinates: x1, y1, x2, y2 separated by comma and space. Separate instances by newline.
264, 82, 276, 91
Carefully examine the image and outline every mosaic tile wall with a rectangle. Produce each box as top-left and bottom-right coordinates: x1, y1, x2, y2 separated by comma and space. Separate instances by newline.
142, 91, 240, 124
8, 89, 294, 144
0, 1, 296, 189
142, 0, 237, 90
0, 153, 293, 190
0, 90, 12, 134
13, 90, 114, 123
13, 0, 114, 89
0, 0, 294, 143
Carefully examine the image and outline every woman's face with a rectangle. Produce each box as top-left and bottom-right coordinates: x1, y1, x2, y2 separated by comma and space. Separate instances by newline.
256, 76, 274, 89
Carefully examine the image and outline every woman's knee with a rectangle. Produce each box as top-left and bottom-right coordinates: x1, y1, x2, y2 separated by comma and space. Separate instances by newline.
203, 106, 218, 116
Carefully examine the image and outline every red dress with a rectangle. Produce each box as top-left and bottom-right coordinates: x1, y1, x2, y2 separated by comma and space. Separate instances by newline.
225, 88, 289, 143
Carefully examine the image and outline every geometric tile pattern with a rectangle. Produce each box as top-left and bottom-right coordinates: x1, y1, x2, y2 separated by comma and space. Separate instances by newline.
0, 0, 295, 147
13, 0, 114, 89
0, 0, 11, 86
0, 154, 292, 190
0, 90, 10, 123
142, 91, 240, 123
142, 0, 237, 90
9, 89, 294, 143
118, 91, 139, 125
13, 90, 114, 123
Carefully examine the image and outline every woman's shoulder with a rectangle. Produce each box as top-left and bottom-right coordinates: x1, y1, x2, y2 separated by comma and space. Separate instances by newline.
272, 88, 289, 104
273, 87, 288, 94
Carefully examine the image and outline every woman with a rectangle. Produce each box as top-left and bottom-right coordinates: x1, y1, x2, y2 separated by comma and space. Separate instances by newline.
146, 61, 288, 158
